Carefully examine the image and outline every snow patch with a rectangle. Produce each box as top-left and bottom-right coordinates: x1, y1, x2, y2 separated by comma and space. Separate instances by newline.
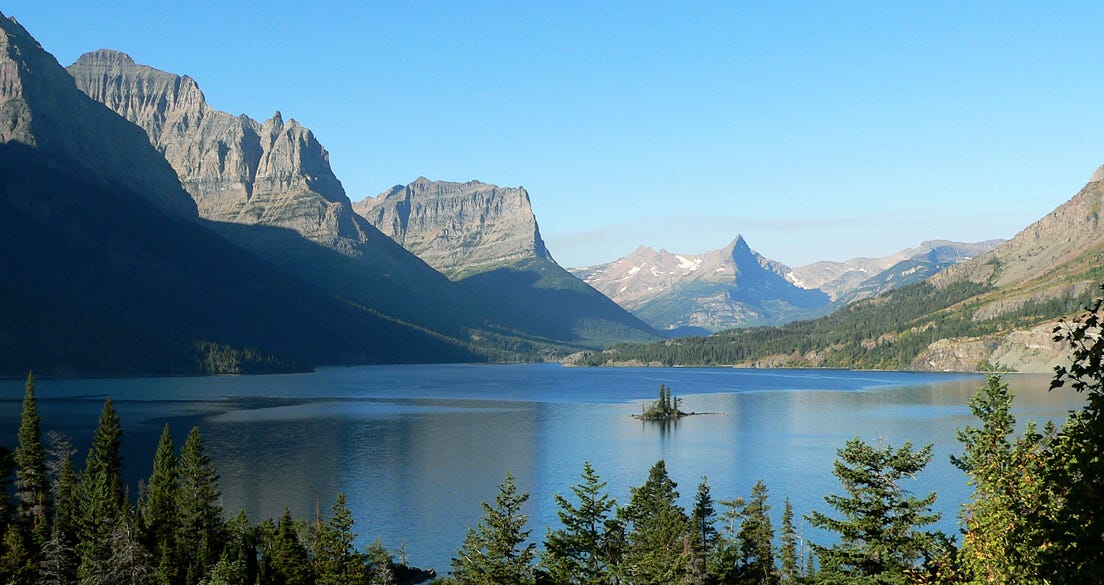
675, 255, 702, 272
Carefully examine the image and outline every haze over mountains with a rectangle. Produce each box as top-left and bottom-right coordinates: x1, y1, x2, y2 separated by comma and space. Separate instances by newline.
575, 167, 1104, 372
571, 236, 1000, 333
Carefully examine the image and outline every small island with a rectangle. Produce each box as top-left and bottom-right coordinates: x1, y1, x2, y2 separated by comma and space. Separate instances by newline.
633, 384, 719, 420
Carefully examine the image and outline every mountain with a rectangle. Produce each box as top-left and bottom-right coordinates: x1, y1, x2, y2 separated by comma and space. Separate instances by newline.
356, 178, 659, 348
67, 50, 468, 335
787, 239, 1003, 303
355, 178, 549, 279
0, 12, 477, 376
575, 169, 1104, 372
569, 236, 831, 333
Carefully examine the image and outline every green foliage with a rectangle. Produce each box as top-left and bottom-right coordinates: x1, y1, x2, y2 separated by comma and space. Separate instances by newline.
141, 424, 179, 584
688, 477, 716, 585
178, 426, 225, 585
779, 498, 799, 585
950, 375, 1053, 582
14, 371, 49, 547
807, 438, 945, 585
1040, 288, 1104, 580
78, 398, 125, 585
736, 480, 775, 585
619, 461, 690, 585
639, 384, 687, 419
542, 461, 621, 584
452, 473, 536, 585
315, 493, 370, 585
262, 509, 315, 585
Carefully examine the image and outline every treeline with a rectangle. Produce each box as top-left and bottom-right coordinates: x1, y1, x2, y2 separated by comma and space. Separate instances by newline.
0, 376, 427, 585
577, 280, 1094, 369
2, 294, 1103, 584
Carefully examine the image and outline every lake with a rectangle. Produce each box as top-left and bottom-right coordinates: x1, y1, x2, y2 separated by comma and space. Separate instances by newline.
0, 364, 1082, 573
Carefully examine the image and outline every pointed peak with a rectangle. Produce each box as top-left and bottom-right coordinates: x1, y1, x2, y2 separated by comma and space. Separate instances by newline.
1090, 164, 1104, 183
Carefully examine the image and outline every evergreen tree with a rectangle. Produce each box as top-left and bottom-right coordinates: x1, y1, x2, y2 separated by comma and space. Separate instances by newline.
711, 496, 746, 584
177, 426, 224, 585
452, 473, 536, 585
951, 374, 1052, 582
102, 507, 156, 585
619, 460, 690, 585
78, 399, 125, 585
736, 480, 775, 585
199, 552, 247, 585
315, 493, 368, 585
779, 498, 799, 585
265, 509, 314, 585
1042, 291, 1104, 580
223, 511, 258, 585
0, 445, 13, 536
43, 432, 79, 585
0, 527, 35, 585
542, 461, 620, 584
807, 437, 944, 585
14, 371, 50, 547
141, 424, 179, 584
688, 477, 716, 585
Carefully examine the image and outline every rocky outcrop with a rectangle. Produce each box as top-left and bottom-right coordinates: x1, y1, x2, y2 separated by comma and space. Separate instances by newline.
910, 324, 1069, 373
570, 235, 831, 332
68, 49, 380, 244
0, 20, 195, 218
355, 178, 550, 279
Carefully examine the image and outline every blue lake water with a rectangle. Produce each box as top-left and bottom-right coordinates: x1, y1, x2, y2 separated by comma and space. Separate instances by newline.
0, 364, 1082, 573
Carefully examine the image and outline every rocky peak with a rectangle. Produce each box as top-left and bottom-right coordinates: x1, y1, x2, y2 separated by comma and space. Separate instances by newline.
1090, 164, 1104, 183
0, 14, 195, 218
68, 52, 366, 241
354, 178, 551, 279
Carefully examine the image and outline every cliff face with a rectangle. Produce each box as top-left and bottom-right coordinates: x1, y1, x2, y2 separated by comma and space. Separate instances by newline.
68, 50, 374, 243
355, 178, 550, 279
0, 25, 195, 218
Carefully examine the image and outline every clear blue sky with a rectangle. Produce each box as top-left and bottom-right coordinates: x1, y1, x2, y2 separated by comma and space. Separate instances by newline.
7, 1, 1103, 267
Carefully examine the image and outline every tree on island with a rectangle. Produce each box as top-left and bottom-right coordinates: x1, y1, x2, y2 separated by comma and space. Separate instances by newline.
636, 385, 687, 420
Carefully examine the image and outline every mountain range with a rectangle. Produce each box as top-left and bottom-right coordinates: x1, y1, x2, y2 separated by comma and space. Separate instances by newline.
0, 13, 657, 376
573, 168, 1104, 372
571, 236, 1000, 333
1, 10, 1097, 376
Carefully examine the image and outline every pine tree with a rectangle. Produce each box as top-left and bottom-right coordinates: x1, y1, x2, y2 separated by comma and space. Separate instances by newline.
14, 371, 50, 547
102, 507, 156, 585
951, 374, 1052, 582
779, 498, 799, 585
43, 432, 78, 585
78, 398, 125, 585
688, 477, 716, 585
619, 460, 690, 585
0, 445, 13, 535
315, 493, 368, 585
737, 480, 775, 585
710, 496, 746, 584
142, 424, 179, 584
452, 473, 536, 585
542, 461, 620, 584
807, 437, 944, 585
266, 508, 314, 585
177, 426, 224, 585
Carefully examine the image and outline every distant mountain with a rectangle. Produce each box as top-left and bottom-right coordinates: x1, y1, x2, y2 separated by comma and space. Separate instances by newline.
0, 12, 477, 375
67, 50, 470, 336
570, 236, 831, 332
574, 169, 1104, 372
787, 239, 1003, 303
356, 178, 659, 348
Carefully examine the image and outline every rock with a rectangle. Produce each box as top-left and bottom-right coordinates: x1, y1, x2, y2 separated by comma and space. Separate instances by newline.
355, 178, 549, 279
68, 49, 374, 243
0, 25, 195, 218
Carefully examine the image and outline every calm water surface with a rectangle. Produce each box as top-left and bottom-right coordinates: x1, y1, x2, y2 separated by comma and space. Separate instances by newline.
0, 364, 1082, 572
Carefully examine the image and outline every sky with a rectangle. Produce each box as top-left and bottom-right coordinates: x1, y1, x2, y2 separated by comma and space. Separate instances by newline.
6, 1, 1103, 268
